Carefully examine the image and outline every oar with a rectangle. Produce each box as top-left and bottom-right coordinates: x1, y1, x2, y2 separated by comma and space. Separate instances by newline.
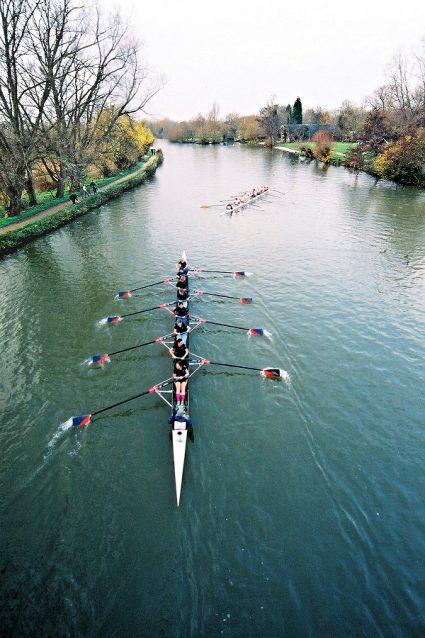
271, 188, 286, 195
66, 379, 174, 427
195, 290, 252, 304
200, 203, 226, 209
115, 278, 172, 299
100, 302, 174, 324
201, 359, 288, 379
198, 319, 271, 337
190, 269, 252, 277
87, 333, 173, 365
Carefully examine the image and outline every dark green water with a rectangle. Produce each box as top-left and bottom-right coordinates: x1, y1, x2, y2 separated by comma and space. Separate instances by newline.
1, 142, 425, 637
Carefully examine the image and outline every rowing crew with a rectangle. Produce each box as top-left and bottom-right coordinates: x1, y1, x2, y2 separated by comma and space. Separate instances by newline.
172, 256, 191, 408
225, 185, 268, 211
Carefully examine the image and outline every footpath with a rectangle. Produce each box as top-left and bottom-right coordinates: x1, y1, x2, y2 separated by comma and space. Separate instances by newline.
1, 159, 155, 235
0, 152, 162, 256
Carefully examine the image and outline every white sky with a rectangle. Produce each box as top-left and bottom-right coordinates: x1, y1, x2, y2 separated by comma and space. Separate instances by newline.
102, 0, 425, 121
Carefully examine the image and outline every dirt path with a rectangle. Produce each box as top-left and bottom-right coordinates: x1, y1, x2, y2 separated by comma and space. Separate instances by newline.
0, 162, 150, 235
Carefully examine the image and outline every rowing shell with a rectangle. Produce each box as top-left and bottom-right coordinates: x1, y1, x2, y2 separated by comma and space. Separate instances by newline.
172, 427, 187, 506
172, 250, 189, 505
220, 190, 269, 215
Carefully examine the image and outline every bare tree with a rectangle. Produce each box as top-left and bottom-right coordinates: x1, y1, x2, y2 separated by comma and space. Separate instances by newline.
259, 97, 280, 147
28, 0, 162, 195
0, 0, 51, 213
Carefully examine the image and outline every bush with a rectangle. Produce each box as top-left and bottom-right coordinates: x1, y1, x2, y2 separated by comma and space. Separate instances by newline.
373, 129, 425, 186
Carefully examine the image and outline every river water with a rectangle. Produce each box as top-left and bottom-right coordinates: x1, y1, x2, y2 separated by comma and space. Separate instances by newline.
1, 141, 424, 637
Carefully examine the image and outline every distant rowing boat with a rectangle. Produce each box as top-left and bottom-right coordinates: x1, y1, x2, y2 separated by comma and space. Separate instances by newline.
220, 190, 269, 215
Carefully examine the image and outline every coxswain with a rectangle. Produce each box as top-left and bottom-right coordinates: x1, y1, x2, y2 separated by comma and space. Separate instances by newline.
174, 318, 191, 345
168, 406, 194, 440
173, 300, 188, 322
171, 337, 189, 362
173, 359, 189, 406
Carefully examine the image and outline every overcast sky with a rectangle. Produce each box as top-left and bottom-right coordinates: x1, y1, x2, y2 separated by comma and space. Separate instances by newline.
103, 0, 425, 121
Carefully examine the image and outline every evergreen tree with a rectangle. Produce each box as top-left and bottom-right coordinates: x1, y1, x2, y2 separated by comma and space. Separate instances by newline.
293, 97, 303, 124
285, 104, 292, 124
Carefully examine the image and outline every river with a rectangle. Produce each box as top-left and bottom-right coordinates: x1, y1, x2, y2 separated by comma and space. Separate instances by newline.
1, 141, 425, 637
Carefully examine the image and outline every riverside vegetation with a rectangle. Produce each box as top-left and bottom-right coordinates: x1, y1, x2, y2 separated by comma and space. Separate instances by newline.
151, 42, 425, 188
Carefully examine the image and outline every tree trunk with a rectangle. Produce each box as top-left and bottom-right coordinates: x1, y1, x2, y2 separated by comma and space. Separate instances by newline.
56, 164, 67, 198
6, 184, 24, 216
25, 172, 37, 206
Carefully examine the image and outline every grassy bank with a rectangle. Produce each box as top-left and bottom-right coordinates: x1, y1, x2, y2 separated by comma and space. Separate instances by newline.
274, 141, 357, 162
0, 151, 163, 257
0, 157, 157, 229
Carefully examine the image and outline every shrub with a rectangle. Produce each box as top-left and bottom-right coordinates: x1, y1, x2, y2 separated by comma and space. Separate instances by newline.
373, 129, 425, 186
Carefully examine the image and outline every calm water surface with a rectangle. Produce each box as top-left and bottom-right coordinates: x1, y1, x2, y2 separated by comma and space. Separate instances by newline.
1, 142, 425, 637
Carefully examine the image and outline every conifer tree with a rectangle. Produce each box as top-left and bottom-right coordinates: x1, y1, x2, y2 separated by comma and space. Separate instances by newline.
293, 97, 303, 124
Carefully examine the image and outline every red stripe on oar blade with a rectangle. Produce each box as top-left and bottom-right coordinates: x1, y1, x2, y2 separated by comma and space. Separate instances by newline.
262, 368, 281, 379
262, 368, 289, 380
107, 315, 121, 324
117, 290, 131, 299
241, 297, 253, 304
72, 415, 92, 427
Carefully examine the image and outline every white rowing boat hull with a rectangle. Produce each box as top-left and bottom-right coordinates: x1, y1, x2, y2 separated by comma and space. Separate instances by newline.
172, 427, 188, 506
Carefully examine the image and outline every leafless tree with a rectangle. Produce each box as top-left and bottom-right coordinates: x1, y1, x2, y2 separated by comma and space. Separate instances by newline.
28, 0, 162, 194
0, 0, 162, 213
0, 0, 51, 213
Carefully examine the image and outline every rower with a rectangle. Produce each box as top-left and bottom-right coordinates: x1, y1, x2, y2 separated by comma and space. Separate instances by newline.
174, 318, 191, 345
176, 285, 189, 303
176, 257, 188, 276
171, 337, 189, 362
173, 359, 189, 406
176, 274, 188, 296
173, 300, 189, 323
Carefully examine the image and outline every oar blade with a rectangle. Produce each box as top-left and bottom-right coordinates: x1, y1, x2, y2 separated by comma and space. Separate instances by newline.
99, 315, 122, 325
90, 354, 110, 365
248, 328, 272, 338
68, 415, 92, 428
241, 297, 253, 304
115, 290, 131, 300
234, 271, 252, 278
262, 367, 289, 380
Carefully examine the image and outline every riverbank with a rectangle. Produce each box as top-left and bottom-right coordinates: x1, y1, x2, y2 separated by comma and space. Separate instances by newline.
273, 141, 355, 166
0, 151, 163, 257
